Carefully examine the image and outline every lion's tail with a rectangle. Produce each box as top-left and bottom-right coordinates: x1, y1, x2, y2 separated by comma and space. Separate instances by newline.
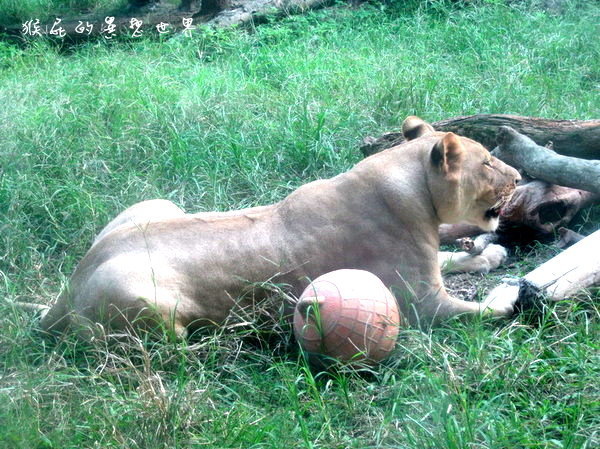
9, 289, 72, 334
38, 291, 72, 334
10, 301, 53, 329
14, 302, 50, 313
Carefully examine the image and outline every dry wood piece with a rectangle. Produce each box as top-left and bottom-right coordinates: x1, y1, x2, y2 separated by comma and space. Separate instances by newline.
361, 114, 600, 158
208, 0, 329, 27
493, 126, 600, 194
484, 229, 600, 310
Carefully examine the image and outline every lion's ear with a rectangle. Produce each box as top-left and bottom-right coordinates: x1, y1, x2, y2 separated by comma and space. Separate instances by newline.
402, 116, 435, 141
431, 132, 464, 177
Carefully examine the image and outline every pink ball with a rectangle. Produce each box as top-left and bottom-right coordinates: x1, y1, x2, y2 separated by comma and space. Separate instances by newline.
293, 269, 402, 364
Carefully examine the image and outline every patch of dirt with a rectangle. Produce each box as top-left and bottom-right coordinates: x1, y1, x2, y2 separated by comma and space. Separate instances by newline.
444, 272, 498, 301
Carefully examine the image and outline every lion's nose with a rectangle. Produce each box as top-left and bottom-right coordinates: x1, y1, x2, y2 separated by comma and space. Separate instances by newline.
508, 166, 522, 187
514, 171, 522, 186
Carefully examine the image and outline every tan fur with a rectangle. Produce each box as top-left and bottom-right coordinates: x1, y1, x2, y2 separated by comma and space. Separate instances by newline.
40, 117, 520, 337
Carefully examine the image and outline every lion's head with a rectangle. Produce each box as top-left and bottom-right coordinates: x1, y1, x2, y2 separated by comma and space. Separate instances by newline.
402, 116, 521, 232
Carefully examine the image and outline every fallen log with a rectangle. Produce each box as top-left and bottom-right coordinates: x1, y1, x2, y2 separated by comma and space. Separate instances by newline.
361, 114, 600, 159
207, 0, 330, 27
483, 229, 600, 311
493, 126, 600, 195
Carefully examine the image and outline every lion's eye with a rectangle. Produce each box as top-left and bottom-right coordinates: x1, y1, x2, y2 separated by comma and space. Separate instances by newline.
483, 160, 492, 167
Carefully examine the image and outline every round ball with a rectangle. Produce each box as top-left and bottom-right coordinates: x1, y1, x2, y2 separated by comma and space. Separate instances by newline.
293, 269, 401, 363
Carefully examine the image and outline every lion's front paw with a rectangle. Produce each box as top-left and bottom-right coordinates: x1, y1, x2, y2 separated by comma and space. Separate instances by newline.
480, 244, 508, 271
481, 278, 520, 316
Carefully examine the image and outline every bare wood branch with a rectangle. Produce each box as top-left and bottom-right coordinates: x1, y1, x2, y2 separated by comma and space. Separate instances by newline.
484, 230, 600, 309
493, 126, 600, 194
208, 0, 330, 27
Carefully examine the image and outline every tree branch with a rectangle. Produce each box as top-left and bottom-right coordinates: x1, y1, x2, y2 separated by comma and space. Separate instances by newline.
493, 126, 600, 194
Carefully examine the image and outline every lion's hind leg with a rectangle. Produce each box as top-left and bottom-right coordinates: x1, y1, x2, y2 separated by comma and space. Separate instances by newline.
49, 254, 191, 341
85, 281, 192, 341
39, 285, 190, 341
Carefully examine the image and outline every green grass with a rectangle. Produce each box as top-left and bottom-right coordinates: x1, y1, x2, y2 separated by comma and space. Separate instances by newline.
1, 1, 599, 447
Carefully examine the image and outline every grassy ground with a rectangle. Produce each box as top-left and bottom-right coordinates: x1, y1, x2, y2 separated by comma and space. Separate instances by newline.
1, 1, 599, 447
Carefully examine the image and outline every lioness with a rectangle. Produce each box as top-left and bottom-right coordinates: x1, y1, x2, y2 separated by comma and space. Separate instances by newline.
40, 117, 520, 338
